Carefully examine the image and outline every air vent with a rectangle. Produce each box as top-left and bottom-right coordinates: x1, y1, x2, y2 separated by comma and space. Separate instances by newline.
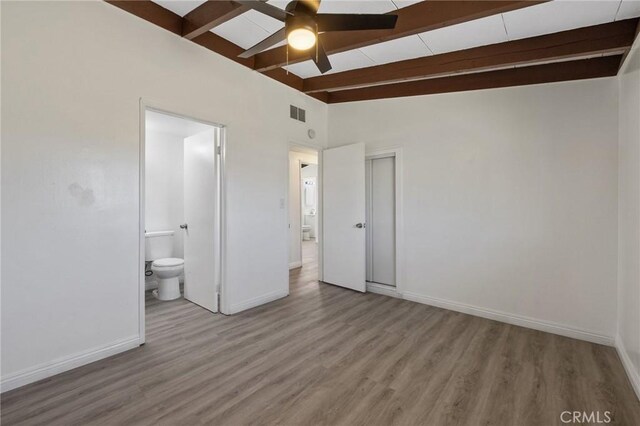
289, 105, 306, 123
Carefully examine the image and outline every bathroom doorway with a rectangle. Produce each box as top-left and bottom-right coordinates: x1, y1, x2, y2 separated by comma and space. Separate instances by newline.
140, 106, 225, 343
288, 145, 321, 287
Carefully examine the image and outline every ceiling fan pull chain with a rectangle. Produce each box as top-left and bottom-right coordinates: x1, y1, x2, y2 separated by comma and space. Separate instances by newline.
286, 45, 289, 75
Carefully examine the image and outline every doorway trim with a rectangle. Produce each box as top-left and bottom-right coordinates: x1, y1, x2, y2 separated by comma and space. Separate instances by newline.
139, 98, 228, 346
365, 147, 404, 296
288, 141, 323, 282
289, 158, 304, 269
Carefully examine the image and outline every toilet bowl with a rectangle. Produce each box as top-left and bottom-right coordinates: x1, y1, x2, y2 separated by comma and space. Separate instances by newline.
151, 257, 184, 300
302, 225, 311, 241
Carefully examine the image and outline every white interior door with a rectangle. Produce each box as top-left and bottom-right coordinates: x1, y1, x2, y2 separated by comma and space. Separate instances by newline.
323, 143, 366, 292
183, 128, 219, 312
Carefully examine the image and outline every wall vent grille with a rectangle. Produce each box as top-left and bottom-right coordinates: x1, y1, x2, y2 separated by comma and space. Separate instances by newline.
289, 105, 306, 123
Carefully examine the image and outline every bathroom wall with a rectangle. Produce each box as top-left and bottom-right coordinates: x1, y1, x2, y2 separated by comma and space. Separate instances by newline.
301, 164, 318, 239
145, 128, 185, 259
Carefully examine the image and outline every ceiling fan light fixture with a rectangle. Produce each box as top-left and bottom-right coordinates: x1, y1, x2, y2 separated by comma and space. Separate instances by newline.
287, 26, 316, 51
238, 0, 399, 74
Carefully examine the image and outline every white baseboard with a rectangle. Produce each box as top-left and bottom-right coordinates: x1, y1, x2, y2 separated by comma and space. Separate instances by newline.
228, 289, 288, 314
367, 282, 401, 298
0, 335, 140, 393
615, 334, 640, 401
402, 291, 614, 346
289, 261, 302, 270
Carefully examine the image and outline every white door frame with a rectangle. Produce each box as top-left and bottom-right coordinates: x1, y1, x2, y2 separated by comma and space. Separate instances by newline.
288, 142, 323, 282
365, 147, 404, 296
139, 98, 228, 345
289, 158, 303, 269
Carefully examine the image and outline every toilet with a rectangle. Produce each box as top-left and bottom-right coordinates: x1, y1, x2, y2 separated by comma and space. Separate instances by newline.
302, 224, 311, 241
145, 230, 184, 301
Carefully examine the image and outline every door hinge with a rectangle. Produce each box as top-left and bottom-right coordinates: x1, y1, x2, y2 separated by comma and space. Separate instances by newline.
216, 146, 221, 155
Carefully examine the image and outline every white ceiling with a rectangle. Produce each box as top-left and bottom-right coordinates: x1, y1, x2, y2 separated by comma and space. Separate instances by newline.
155, 0, 206, 17
418, 14, 509, 55
154, 0, 640, 79
502, 0, 621, 40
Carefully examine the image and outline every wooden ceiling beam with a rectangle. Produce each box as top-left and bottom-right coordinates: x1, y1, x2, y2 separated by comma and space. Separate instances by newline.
253, 0, 548, 72
191, 31, 255, 67
327, 55, 622, 103
619, 18, 640, 70
106, 1, 182, 35
182, 1, 248, 40
304, 18, 639, 93
307, 91, 330, 103
105, 1, 308, 95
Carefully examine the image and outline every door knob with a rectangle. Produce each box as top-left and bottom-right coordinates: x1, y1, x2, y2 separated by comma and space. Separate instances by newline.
355, 223, 365, 228
180, 223, 188, 230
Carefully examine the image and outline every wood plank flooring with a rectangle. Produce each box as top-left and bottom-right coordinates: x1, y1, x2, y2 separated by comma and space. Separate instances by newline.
2, 240, 640, 425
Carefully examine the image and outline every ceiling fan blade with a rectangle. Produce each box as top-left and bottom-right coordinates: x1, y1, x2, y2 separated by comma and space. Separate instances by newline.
239, 28, 287, 58
313, 40, 332, 74
316, 14, 398, 32
236, 1, 292, 22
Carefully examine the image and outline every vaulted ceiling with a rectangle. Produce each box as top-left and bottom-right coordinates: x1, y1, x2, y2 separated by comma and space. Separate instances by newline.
107, 0, 640, 103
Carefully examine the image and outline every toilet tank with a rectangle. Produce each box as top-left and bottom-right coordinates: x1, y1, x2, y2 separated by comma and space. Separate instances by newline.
145, 231, 174, 261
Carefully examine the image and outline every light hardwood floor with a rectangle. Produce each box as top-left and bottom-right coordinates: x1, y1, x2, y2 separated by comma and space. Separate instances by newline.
2, 240, 640, 425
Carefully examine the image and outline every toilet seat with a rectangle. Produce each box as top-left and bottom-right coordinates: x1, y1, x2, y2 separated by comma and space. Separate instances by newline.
152, 257, 184, 268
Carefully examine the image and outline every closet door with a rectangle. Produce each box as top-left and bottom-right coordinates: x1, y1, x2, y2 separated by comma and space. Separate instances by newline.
367, 156, 396, 286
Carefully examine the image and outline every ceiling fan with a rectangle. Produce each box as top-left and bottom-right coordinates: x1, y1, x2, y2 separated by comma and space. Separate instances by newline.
237, 0, 399, 74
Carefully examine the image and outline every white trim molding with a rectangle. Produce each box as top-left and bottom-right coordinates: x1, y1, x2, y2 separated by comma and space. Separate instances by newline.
139, 98, 229, 324
402, 291, 614, 346
228, 289, 288, 314
0, 336, 140, 393
367, 282, 402, 298
615, 335, 640, 401
288, 142, 324, 282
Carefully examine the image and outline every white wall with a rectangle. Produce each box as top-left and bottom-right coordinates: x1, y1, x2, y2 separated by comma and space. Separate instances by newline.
288, 151, 318, 267
1, 1, 327, 390
145, 129, 185, 258
329, 78, 619, 343
617, 39, 640, 399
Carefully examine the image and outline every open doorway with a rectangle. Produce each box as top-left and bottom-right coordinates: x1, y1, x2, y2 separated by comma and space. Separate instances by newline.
140, 108, 225, 342
288, 145, 320, 290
